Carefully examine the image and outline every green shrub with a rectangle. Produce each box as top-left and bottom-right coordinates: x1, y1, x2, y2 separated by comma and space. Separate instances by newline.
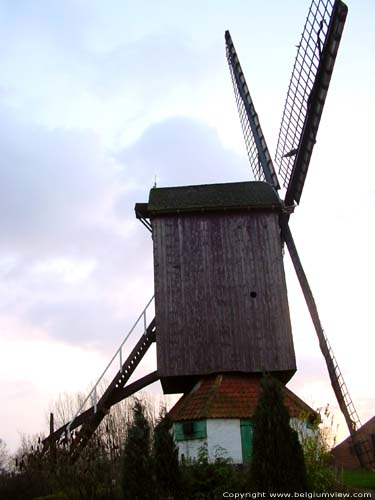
251, 375, 307, 493
121, 398, 154, 500
154, 411, 181, 499
180, 445, 250, 500
293, 405, 337, 492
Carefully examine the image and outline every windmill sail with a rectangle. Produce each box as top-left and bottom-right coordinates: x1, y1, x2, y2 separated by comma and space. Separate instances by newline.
225, 30, 280, 190
225, 10, 370, 468
274, 0, 371, 467
275, 0, 347, 206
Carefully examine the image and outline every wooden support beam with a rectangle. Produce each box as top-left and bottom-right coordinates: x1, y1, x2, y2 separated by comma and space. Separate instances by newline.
69, 371, 159, 462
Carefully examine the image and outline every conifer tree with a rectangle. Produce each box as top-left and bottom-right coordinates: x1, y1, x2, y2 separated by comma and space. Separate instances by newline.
121, 398, 154, 500
153, 410, 181, 498
251, 375, 307, 493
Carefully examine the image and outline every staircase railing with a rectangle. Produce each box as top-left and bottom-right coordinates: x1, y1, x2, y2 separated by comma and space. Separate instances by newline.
66, 295, 154, 447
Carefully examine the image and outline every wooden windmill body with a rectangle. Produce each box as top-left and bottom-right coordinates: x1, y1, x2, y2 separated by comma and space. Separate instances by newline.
145, 182, 295, 393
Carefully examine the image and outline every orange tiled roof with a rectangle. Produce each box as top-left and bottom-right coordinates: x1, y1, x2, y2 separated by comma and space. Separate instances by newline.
168, 373, 315, 421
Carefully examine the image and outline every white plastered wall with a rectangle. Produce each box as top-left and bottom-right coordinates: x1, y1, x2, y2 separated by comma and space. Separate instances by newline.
175, 418, 243, 464
176, 436, 206, 463
290, 417, 317, 441
207, 418, 242, 463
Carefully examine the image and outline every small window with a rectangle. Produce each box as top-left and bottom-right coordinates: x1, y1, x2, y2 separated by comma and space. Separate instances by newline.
175, 420, 207, 441
183, 421, 194, 436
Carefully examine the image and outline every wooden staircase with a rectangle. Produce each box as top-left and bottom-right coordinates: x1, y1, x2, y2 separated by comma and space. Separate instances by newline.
42, 300, 159, 462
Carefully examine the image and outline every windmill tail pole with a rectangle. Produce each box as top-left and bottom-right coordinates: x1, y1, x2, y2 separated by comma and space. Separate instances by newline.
280, 218, 372, 469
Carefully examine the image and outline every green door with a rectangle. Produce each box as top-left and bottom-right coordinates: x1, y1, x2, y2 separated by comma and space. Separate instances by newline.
240, 419, 253, 463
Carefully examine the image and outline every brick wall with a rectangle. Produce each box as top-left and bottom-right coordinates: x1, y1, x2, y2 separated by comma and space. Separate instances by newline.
331, 417, 375, 471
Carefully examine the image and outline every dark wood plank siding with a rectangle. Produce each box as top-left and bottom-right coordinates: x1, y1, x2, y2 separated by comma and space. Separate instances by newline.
153, 211, 295, 387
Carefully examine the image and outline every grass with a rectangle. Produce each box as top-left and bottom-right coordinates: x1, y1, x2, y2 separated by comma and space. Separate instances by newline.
342, 471, 375, 489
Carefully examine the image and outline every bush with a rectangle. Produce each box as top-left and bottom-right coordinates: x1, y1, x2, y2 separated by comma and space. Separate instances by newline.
294, 406, 337, 492
154, 410, 181, 498
251, 375, 307, 493
121, 398, 154, 500
180, 445, 250, 500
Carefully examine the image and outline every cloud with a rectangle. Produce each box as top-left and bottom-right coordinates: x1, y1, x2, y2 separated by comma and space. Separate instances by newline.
117, 115, 250, 192
93, 33, 217, 99
0, 107, 117, 257
0, 104, 151, 349
0, 109, 250, 353
0, 3, 223, 147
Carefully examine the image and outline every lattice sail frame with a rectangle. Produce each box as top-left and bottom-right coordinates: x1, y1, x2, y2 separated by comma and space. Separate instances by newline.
225, 31, 279, 190
226, 47, 264, 183
275, 0, 334, 189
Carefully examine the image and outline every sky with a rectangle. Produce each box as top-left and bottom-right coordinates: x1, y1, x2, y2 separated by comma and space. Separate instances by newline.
0, 0, 374, 453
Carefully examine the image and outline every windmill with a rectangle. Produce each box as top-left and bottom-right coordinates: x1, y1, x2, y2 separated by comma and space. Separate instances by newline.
41, 0, 370, 469
225, 0, 371, 469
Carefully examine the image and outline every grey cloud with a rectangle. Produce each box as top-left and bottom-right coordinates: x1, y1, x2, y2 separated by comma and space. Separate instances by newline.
0, 0, 90, 53
0, 223, 154, 350
27, 298, 123, 348
92, 34, 218, 99
0, 3, 221, 132
1, 110, 249, 351
0, 106, 153, 348
117, 116, 250, 194
0, 108, 116, 257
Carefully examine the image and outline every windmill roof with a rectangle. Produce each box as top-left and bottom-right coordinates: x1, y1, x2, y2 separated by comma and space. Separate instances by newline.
147, 181, 281, 215
168, 374, 315, 421
332, 416, 375, 450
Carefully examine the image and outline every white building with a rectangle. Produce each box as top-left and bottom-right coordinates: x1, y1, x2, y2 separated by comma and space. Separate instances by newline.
168, 373, 317, 464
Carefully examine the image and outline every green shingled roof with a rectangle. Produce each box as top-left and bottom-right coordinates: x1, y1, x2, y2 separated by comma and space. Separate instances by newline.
147, 181, 281, 214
